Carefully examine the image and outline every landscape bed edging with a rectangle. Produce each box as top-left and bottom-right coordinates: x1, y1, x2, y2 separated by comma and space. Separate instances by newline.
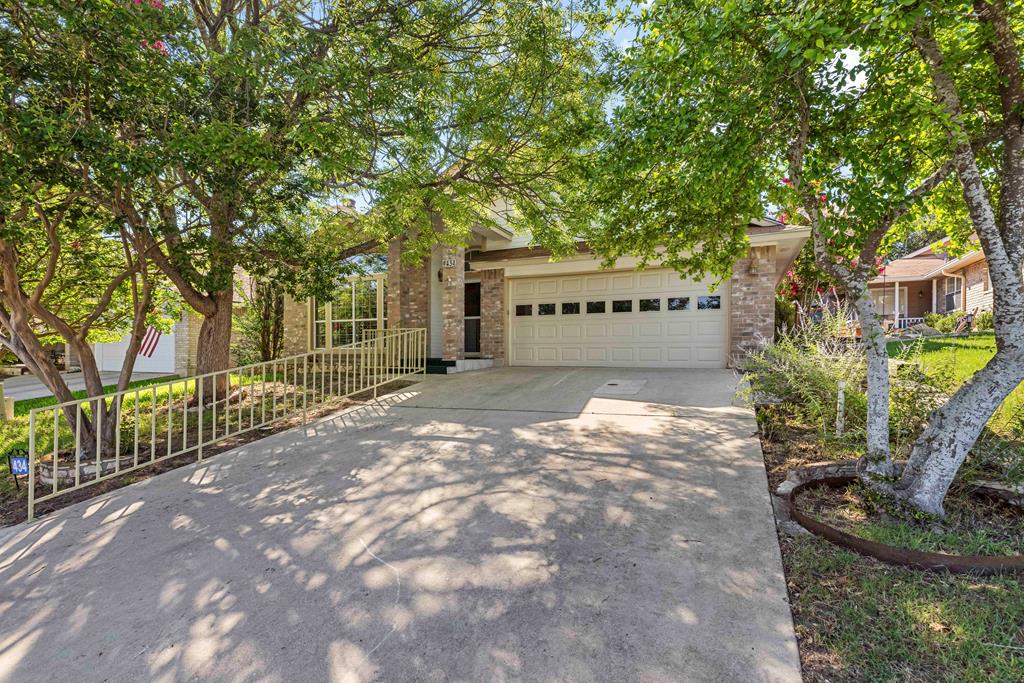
775, 461, 1024, 575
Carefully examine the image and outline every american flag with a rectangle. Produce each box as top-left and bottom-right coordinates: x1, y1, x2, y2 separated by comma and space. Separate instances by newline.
138, 327, 162, 357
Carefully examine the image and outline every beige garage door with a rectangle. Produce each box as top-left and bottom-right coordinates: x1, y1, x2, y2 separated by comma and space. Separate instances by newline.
509, 269, 728, 368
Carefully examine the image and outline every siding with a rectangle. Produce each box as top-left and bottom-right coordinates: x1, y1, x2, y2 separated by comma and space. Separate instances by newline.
962, 261, 994, 313
173, 312, 202, 376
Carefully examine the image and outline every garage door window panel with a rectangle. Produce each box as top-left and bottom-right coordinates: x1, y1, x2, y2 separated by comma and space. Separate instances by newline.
515, 305, 533, 316
612, 300, 632, 313
562, 302, 581, 315
698, 296, 721, 310
668, 297, 690, 311
639, 298, 660, 312
538, 304, 556, 315
586, 301, 606, 314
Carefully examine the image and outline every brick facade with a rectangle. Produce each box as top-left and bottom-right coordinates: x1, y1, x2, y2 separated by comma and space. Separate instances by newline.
386, 238, 430, 330
441, 246, 465, 360
479, 268, 505, 364
729, 245, 777, 364
282, 294, 309, 355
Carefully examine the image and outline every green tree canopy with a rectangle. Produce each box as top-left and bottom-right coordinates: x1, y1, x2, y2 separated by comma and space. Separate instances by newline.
3, 0, 609, 376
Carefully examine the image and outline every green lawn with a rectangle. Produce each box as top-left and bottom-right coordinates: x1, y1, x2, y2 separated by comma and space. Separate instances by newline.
758, 332, 1024, 681
888, 332, 1024, 435
784, 534, 1024, 682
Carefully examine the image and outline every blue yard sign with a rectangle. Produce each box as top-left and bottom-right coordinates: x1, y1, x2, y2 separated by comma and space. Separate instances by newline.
10, 456, 28, 476
7, 449, 29, 490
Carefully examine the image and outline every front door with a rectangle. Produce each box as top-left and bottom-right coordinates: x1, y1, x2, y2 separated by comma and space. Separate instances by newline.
465, 282, 481, 354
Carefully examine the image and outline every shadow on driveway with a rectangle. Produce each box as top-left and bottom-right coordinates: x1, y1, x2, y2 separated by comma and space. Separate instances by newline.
0, 368, 800, 682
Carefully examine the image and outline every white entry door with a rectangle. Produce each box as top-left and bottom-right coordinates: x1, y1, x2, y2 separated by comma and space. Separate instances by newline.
509, 269, 728, 368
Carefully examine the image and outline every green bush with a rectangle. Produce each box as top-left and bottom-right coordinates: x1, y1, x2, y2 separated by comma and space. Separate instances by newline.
742, 310, 944, 453
975, 309, 994, 331
924, 310, 966, 333
740, 308, 869, 440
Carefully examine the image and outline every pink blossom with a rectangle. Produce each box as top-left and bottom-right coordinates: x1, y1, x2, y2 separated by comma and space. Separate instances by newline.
150, 0, 163, 7
782, 177, 793, 186
140, 39, 149, 48
820, 193, 827, 205
878, 265, 886, 275
153, 40, 168, 55
133, 0, 142, 4
835, 256, 843, 264
850, 257, 860, 268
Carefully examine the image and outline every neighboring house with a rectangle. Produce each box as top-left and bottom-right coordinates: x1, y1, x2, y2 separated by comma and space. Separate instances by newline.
66, 312, 204, 377
868, 239, 993, 329
282, 220, 809, 371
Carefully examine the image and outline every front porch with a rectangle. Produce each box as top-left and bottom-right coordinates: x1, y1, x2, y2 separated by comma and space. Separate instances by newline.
386, 242, 506, 369
868, 279, 936, 329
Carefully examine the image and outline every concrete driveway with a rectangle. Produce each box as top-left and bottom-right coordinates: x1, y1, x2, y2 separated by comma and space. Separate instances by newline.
0, 367, 800, 683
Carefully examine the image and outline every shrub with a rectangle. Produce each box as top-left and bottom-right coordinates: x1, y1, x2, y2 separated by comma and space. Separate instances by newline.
741, 307, 868, 440
232, 277, 285, 365
975, 309, 994, 331
924, 310, 966, 333
743, 308, 944, 454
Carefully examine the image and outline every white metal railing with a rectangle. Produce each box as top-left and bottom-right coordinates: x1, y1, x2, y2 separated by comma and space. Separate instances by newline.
26, 328, 425, 520
896, 316, 925, 329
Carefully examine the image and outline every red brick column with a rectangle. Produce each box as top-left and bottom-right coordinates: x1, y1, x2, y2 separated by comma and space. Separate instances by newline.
479, 268, 505, 364
441, 246, 465, 360
729, 245, 777, 365
387, 238, 430, 330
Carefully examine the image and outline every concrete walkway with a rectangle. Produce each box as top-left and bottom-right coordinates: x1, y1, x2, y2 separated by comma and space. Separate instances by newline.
0, 367, 800, 683
1, 371, 172, 402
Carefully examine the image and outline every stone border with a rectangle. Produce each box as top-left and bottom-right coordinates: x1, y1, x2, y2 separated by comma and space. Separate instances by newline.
774, 461, 1024, 575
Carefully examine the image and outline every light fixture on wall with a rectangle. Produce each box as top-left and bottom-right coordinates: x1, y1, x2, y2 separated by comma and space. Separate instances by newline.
437, 269, 443, 283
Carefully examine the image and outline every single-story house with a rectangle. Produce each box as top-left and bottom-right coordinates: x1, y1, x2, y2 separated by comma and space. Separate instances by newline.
868, 239, 993, 329
282, 220, 809, 371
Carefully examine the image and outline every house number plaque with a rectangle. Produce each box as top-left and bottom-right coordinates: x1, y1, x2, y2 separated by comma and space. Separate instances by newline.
442, 257, 457, 268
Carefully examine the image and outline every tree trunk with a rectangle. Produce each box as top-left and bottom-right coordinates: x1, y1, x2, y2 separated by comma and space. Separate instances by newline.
196, 288, 234, 394
895, 353, 1024, 516
848, 283, 895, 477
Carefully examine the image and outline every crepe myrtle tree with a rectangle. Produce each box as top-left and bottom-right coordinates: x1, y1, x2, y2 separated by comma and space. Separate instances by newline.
0, 189, 173, 456
593, 0, 981, 484
882, 1, 1024, 516
4, 0, 607, 383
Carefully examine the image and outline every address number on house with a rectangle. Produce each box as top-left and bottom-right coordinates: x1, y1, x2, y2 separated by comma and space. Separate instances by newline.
442, 257, 457, 268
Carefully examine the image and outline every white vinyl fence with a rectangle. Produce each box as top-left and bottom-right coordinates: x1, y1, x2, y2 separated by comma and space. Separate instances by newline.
26, 328, 426, 520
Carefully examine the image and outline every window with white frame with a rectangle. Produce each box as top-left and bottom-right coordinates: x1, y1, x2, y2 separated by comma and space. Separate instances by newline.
943, 275, 962, 311
311, 275, 386, 349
